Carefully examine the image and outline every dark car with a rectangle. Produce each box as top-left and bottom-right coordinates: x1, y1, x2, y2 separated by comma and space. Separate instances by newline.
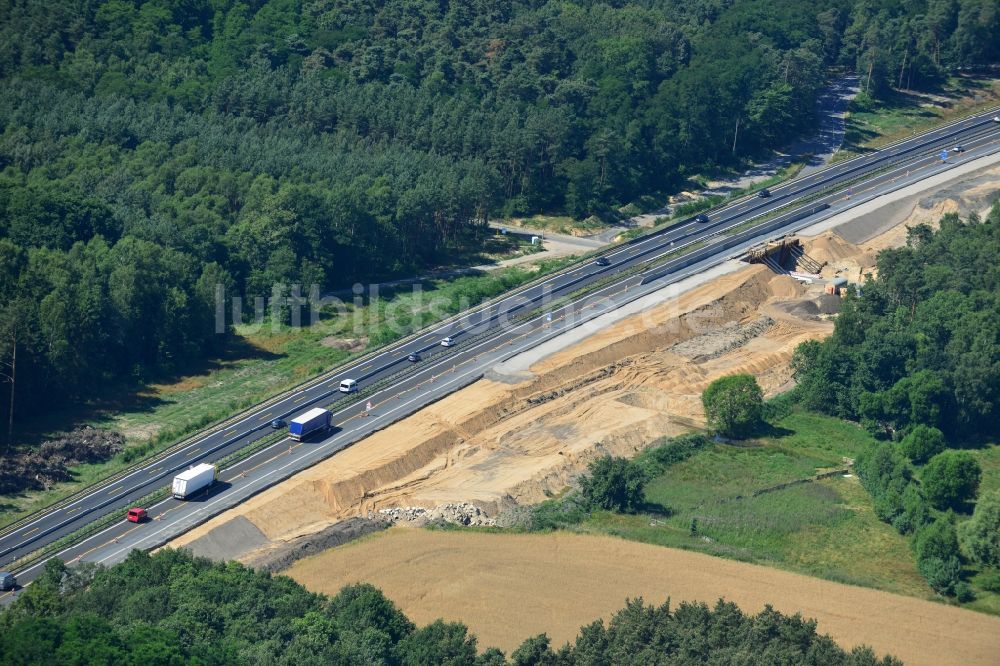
757, 188, 771, 198
594, 256, 610, 266
951, 145, 965, 153
695, 213, 709, 223
408, 352, 421, 362
270, 418, 286, 429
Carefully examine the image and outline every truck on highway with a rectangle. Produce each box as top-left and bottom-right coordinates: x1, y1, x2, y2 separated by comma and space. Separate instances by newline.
0, 572, 16, 591
172, 463, 217, 500
288, 407, 331, 441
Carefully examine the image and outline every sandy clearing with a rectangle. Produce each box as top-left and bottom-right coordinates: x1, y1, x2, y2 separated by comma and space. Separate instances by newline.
286, 528, 1000, 666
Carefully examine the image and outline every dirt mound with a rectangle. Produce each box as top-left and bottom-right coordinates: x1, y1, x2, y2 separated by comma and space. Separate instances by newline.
803, 232, 877, 278
0, 426, 124, 495
286, 529, 1000, 666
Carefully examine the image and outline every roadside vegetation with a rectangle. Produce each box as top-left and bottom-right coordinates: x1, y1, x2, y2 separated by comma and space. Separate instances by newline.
0, 549, 901, 665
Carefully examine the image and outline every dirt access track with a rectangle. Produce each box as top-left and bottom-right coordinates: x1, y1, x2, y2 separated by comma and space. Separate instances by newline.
286, 528, 1000, 666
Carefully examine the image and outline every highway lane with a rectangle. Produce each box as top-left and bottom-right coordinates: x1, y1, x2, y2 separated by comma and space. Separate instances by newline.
1, 108, 998, 583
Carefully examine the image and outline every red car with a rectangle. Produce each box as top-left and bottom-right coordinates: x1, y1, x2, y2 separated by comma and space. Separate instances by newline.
126, 507, 147, 523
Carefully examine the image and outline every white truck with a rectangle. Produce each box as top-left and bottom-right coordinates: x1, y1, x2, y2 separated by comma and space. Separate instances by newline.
172, 463, 217, 500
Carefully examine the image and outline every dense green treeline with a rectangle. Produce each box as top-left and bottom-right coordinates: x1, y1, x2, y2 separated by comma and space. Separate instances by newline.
793, 206, 999, 441
791, 204, 999, 597
0, 548, 901, 665
0, 0, 996, 430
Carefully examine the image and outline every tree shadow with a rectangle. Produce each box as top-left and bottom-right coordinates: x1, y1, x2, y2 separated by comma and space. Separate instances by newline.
752, 422, 796, 439
640, 502, 674, 518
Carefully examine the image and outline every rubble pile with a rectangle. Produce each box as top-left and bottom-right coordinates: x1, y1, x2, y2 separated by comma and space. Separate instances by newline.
374, 503, 496, 527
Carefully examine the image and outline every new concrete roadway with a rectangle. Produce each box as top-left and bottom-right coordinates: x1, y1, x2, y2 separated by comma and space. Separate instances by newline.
2, 108, 999, 601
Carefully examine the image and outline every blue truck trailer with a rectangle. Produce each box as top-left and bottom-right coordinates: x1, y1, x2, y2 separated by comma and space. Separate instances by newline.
289, 408, 331, 441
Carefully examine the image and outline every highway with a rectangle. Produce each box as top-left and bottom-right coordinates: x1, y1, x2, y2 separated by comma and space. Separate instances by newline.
1, 108, 999, 599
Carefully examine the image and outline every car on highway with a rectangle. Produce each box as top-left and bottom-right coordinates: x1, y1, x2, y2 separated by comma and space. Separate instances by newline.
339, 379, 358, 393
126, 507, 147, 523
994, 116, 1000, 123
0, 572, 15, 591
440, 337, 454, 347
594, 256, 610, 266
408, 352, 421, 362
757, 188, 771, 198
270, 418, 286, 429
952, 145, 965, 153
695, 213, 710, 223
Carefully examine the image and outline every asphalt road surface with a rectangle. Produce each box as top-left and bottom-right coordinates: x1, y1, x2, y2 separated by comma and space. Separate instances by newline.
2, 108, 999, 600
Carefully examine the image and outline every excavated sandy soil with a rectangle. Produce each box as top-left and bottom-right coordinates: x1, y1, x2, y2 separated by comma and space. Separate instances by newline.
170, 165, 1000, 559
171, 261, 836, 554
168, 193, 968, 555
286, 528, 1000, 666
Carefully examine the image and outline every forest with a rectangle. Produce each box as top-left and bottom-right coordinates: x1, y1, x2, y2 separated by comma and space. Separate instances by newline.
0, 548, 901, 665
791, 205, 1000, 597
0, 0, 998, 428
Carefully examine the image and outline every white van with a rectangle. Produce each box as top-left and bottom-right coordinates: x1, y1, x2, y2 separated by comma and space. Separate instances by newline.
339, 379, 358, 393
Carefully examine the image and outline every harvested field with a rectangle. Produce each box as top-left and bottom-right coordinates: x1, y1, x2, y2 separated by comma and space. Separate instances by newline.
285, 528, 1000, 666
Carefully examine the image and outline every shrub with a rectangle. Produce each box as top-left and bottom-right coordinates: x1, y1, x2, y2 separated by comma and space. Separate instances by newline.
899, 425, 946, 464
959, 489, 1000, 567
914, 519, 963, 595
528, 495, 590, 530
921, 451, 981, 511
637, 434, 709, 476
701, 374, 764, 439
976, 570, 1000, 593
954, 581, 975, 603
580, 456, 647, 514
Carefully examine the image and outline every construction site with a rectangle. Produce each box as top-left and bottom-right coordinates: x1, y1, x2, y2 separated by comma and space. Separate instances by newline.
165, 158, 1000, 666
